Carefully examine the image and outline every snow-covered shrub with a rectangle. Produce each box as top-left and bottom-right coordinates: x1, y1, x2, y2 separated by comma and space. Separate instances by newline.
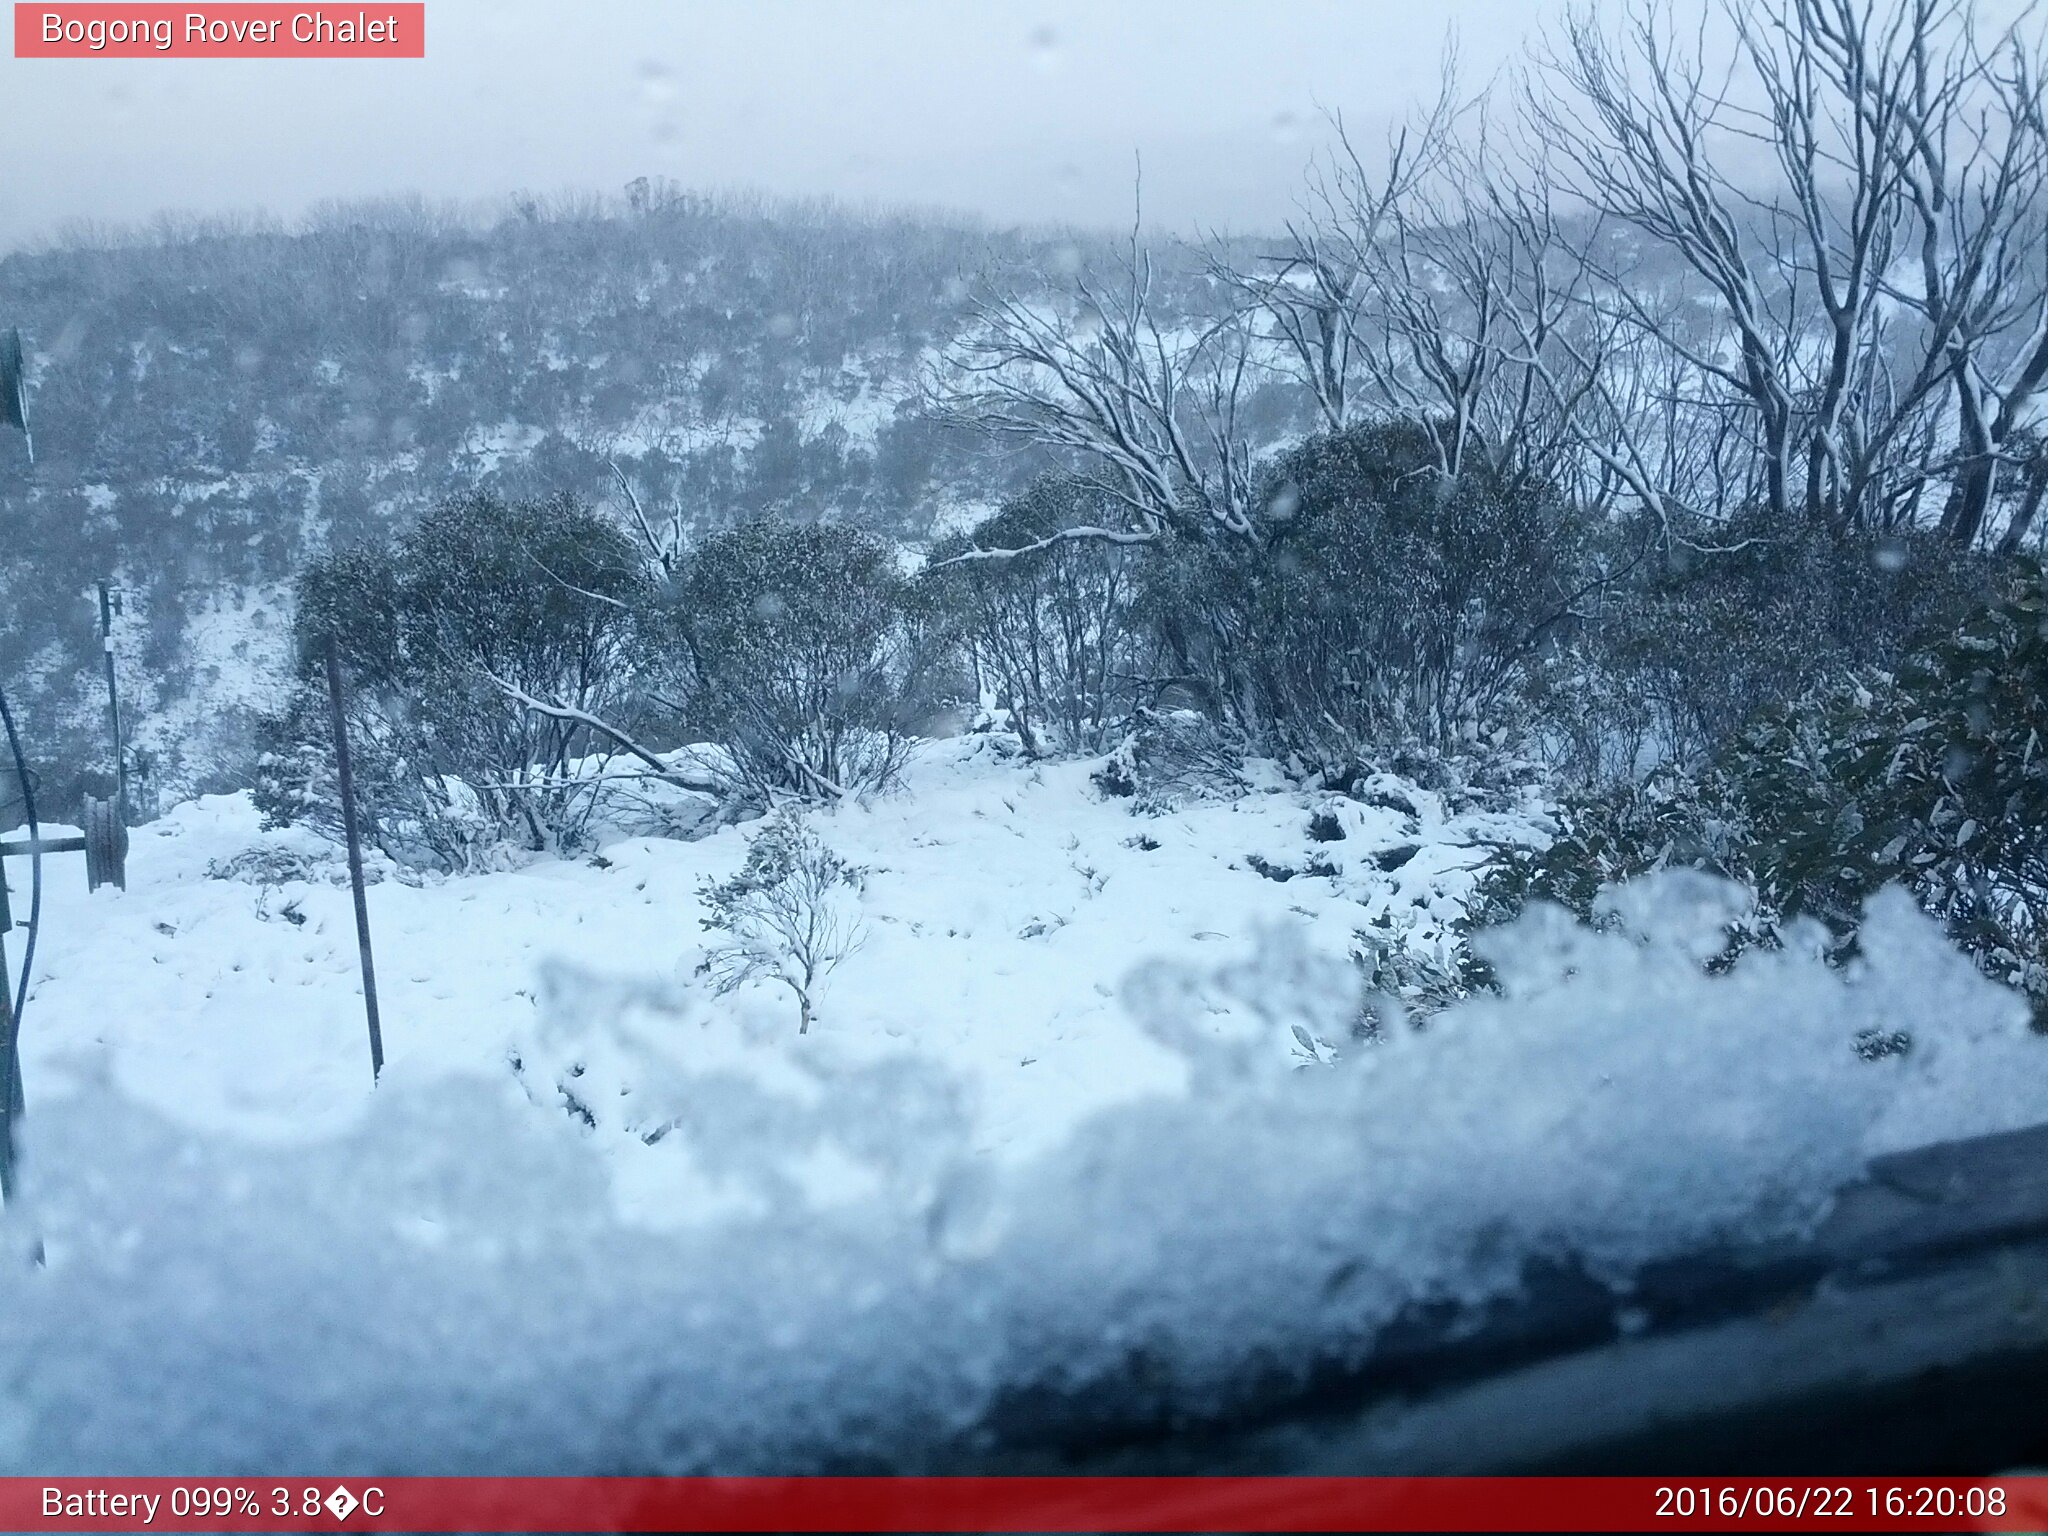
1479, 562, 2048, 1024
1532, 510, 1988, 787
1093, 709, 1251, 808
255, 492, 649, 870
697, 811, 866, 1034
921, 476, 1142, 757
1350, 915, 1489, 1033
664, 521, 930, 802
204, 843, 353, 886
1136, 421, 1593, 782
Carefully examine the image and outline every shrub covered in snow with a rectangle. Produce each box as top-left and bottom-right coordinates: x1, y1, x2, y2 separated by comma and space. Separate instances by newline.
1531, 511, 1989, 787
696, 810, 866, 1034
255, 491, 649, 869
204, 842, 355, 887
921, 476, 1142, 757
1479, 561, 2048, 1023
664, 520, 931, 801
1092, 709, 1252, 808
1133, 422, 1592, 779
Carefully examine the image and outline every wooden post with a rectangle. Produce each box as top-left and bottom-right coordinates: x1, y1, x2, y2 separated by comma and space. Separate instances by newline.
323, 635, 385, 1082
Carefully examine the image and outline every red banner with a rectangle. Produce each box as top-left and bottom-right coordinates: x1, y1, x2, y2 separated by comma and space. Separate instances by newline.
5, 1477, 2048, 1532
13, 4, 423, 58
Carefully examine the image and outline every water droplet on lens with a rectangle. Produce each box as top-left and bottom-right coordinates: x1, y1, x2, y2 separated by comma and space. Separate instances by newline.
638, 58, 675, 103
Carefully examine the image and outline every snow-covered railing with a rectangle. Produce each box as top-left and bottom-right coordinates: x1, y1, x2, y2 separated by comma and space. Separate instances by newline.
967, 1116, 2048, 1475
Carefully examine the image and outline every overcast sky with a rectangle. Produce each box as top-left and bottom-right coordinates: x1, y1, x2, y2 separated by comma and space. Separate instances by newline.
0, 0, 1565, 249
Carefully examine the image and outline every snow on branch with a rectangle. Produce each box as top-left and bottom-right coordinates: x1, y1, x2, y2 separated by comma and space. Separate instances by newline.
481, 671, 723, 796
927, 525, 1158, 570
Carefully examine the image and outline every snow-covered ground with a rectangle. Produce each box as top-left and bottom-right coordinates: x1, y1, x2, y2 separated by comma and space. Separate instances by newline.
16, 736, 1523, 1218
1, 736, 2043, 1471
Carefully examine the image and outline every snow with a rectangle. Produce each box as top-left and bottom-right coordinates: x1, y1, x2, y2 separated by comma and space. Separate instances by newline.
795, 359, 901, 449
120, 583, 294, 784
460, 419, 549, 472
0, 737, 2042, 1470
19, 738, 1517, 1178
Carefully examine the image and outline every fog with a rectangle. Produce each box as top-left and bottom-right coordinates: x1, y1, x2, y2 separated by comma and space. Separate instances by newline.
2, 0, 1558, 247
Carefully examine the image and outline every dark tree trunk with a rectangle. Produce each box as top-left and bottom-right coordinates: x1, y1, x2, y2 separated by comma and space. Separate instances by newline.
1996, 457, 2048, 557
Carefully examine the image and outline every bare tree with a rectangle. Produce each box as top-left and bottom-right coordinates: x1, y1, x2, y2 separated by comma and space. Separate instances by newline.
1878, 2, 2048, 545
931, 197, 1261, 550
1217, 59, 1733, 517
936, 0, 2047, 579
1533, 0, 2046, 542
1211, 69, 1464, 437
1534, 4, 1818, 526
604, 455, 687, 579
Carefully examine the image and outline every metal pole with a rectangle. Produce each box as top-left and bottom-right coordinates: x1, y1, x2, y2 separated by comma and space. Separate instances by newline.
96, 582, 126, 828
0, 914, 47, 1263
323, 635, 385, 1082
0, 332, 39, 1224
0, 684, 42, 1215
0, 929, 20, 1206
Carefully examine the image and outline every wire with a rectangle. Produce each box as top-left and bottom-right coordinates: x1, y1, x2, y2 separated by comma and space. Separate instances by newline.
0, 680, 40, 1026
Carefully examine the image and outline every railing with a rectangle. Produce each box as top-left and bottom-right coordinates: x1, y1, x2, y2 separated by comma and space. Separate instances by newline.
961, 1120, 2048, 1476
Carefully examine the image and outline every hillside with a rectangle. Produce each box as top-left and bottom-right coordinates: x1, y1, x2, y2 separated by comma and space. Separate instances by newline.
0, 190, 1253, 807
